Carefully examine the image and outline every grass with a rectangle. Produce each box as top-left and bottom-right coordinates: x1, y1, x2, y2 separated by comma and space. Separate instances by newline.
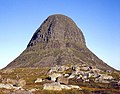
0, 67, 120, 94
33, 89, 84, 94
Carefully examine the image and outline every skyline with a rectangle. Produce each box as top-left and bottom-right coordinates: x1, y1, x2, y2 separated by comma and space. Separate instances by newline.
0, 0, 120, 70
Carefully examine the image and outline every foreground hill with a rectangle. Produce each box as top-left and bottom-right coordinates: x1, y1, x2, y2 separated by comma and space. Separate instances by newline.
5, 14, 114, 71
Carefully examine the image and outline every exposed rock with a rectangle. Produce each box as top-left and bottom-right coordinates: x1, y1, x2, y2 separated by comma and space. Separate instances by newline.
102, 80, 110, 83
91, 68, 101, 73
77, 75, 83, 79
0, 83, 13, 89
89, 66, 96, 69
68, 74, 75, 79
95, 79, 110, 84
81, 66, 89, 71
105, 70, 112, 73
29, 89, 36, 92
27, 14, 86, 48
43, 82, 81, 91
64, 74, 69, 77
0, 78, 26, 92
28, 88, 39, 93
81, 64, 87, 67
95, 77, 110, 83
35, 78, 42, 83
49, 73, 62, 81
48, 66, 58, 73
43, 82, 62, 91
72, 65, 80, 71
102, 74, 113, 80
58, 66, 69, 72
88, 72, 94, 78
57, 76, 68, 84
0, 83, 22, 90
68, 71, 79, 79
49, 65, 69, 73
2, 78, 26, 87
61, 84, 71, 90
69, 85, 81, 90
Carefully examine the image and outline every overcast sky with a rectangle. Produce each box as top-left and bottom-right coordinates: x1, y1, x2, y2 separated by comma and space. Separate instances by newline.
0, 0, 120, 70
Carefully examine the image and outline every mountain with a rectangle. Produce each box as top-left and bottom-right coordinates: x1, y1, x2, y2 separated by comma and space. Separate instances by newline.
5, 14, 114, 71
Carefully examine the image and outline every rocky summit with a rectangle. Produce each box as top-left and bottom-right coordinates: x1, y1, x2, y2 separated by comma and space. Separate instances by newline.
5, 14, 113, 71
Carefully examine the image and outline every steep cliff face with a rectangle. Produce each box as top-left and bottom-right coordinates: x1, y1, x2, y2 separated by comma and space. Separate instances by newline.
5, 14, 114, 71
27, 14, 86, 48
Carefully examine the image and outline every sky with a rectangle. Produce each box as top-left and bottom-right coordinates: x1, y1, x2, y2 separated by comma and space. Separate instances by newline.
0, 0, 120, 70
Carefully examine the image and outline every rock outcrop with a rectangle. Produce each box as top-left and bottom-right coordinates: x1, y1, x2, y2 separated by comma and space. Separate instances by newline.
35, 78, 42, 83
49, 73, 62, 81
57, 76, 69, 85
43, 82, 81, 91
43, 82, 62, 91
47, 65, 116, 84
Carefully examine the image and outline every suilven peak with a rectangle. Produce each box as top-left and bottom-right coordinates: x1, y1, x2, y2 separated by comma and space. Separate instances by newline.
5, 14, 114, 71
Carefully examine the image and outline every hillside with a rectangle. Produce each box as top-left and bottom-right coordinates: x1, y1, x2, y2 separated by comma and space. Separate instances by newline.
5, 14, 114, 71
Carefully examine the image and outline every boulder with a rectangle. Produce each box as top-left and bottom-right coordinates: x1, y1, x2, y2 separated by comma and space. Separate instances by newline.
99, 74, 113, 80
64, 74, 69, 77
101, 80, 110, 83
103, 75, 113, 80
1, 78, 26, 87
43, 82, 62, 91
69, 85, 81, 90
49, 65, 69, 73
61, 84, 71, 90
49, 66, 58, 73
49, 73, 62, 81
61, 84, 81, 90
68, 73, 75, 79
0, 83, 23, 90
81, 66, 89, 71
35, 78, 42, 83
0, 83, 13, 89
72, 65, 80, 71
87, 72, 95, 78
43, 82, 81, 91
92, 68, 101, 73
29, 88, 39, 93
95, 77, 110, 83
68, 75, 75, 79
57, 77, 68, 84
